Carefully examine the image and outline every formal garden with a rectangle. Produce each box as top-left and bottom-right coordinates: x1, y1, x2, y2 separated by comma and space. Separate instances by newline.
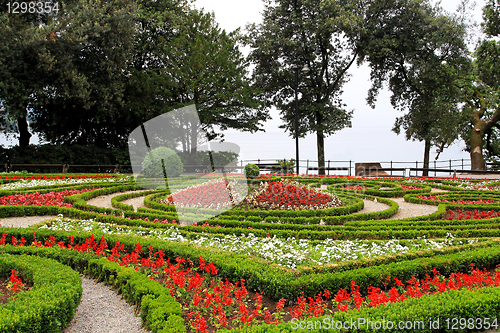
0, 170, 499, 332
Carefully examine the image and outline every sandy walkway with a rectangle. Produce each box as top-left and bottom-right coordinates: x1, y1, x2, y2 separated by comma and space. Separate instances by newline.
353, 198, 438, 219
120, 196, 148, 211
0, 215, 58, 228
63, 275, 151, 333
86, 191, 145, 210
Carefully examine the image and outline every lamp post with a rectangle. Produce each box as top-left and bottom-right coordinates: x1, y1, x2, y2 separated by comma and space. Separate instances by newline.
294, 64, 310, 175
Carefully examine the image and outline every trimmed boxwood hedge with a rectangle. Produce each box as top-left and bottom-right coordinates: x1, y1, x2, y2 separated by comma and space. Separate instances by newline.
0, 254, 82, 332
2, 227, 500, 302
0, 245, 185, 333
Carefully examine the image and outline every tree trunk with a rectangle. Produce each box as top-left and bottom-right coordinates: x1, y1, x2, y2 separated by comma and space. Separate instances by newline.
316, 130, 325, 176
17, 116, 31, 148
466, 93, 500, 171
470, 121, 486, 170
422, 138, 430, 177
315, 110, 325, 176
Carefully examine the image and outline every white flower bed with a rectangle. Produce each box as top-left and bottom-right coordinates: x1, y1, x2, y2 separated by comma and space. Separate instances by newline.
404, 178, 500, 190
40, 216, 475, 269
0, 176, 131, 190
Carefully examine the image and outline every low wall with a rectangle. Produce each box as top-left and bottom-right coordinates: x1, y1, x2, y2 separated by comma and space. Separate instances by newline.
355, 162, 389, 176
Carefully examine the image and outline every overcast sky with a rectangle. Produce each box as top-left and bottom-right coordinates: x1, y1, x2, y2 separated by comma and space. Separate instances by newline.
190, 0, 486, 171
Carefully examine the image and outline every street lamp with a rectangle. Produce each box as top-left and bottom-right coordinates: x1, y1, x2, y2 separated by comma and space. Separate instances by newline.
294, 64, 310, 175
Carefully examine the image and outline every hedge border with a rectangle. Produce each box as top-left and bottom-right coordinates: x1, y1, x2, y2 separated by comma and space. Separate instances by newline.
0, 253, 81, 333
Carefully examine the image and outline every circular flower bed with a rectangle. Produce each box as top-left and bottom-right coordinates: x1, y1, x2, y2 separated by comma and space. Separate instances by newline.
159, 179, 342, 211
242, 180, 342, 211
161, 179, 247, 209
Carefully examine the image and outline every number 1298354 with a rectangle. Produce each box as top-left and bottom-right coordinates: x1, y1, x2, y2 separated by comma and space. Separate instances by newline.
6, 2, 59, 14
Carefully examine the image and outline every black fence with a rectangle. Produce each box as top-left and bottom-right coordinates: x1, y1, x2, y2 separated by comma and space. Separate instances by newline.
242, 158, 500, 177
4, 158, 499, 177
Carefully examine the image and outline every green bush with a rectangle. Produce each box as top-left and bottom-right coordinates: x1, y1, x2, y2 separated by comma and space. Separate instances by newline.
177, 150, 239, 173
0, 254, 82, 333
244, 164, 260, 178
0, 245, 186, 333
142, 147, 183, 178
0, 144, 131, 168
272, 158, 295, 174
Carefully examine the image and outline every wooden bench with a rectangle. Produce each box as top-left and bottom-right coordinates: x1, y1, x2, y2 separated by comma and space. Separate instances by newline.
255, 163, 282, 171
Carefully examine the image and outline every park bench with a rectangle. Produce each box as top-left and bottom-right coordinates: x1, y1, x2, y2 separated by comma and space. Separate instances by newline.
255, 163, 282, 172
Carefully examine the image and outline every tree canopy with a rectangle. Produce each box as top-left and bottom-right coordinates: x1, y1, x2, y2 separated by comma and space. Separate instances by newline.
458, 0, 500, 170
356, 0, 471, 174
245, 0, 361, 174
1, 0, 268, 150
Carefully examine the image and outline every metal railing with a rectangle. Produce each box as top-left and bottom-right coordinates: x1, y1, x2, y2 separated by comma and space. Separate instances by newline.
241, 159, 353, 176
241, 158, 497, 177
5, 158, 499, 177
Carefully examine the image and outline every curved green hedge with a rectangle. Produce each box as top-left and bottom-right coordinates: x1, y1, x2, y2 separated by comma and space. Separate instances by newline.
0, 254, 82, 332
0, 245, 185, 333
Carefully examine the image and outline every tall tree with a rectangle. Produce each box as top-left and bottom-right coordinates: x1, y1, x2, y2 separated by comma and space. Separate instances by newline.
0, 0, 65, 147
28, 0, 139, 148
459, 0, 500, 170
245, 0, 360, 175
357, 0, 470, 175
118, 0, 193, 136
28, 0, 267, 150
158, 9, 269, 153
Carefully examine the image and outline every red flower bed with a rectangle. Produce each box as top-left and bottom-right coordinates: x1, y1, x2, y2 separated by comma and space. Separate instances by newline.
244, 180, 342, 210
163, 180, 234, 209
446, 209, 500, 220
0, 232, 499, 332
415, 195, 499, 205
0, 188, 98, 208
401, 184, 422, 190
7, 269, 25, 295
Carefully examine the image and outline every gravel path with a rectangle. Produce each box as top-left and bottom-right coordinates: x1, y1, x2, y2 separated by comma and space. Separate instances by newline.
353, 197, 438, 219
0, 215, 58, 228
63, 275, 151, 333
352, 199, 390, 215
121, 196, 148, 211
387, 197, 438, 220
86, 190, 144, 210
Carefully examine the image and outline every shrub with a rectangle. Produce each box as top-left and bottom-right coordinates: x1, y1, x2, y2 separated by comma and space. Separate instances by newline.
142, 147, 183, 178
245, 164, 260, 178
0, 254, 82, 332
272, 158, 295, 174
177, 150, 239, 173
